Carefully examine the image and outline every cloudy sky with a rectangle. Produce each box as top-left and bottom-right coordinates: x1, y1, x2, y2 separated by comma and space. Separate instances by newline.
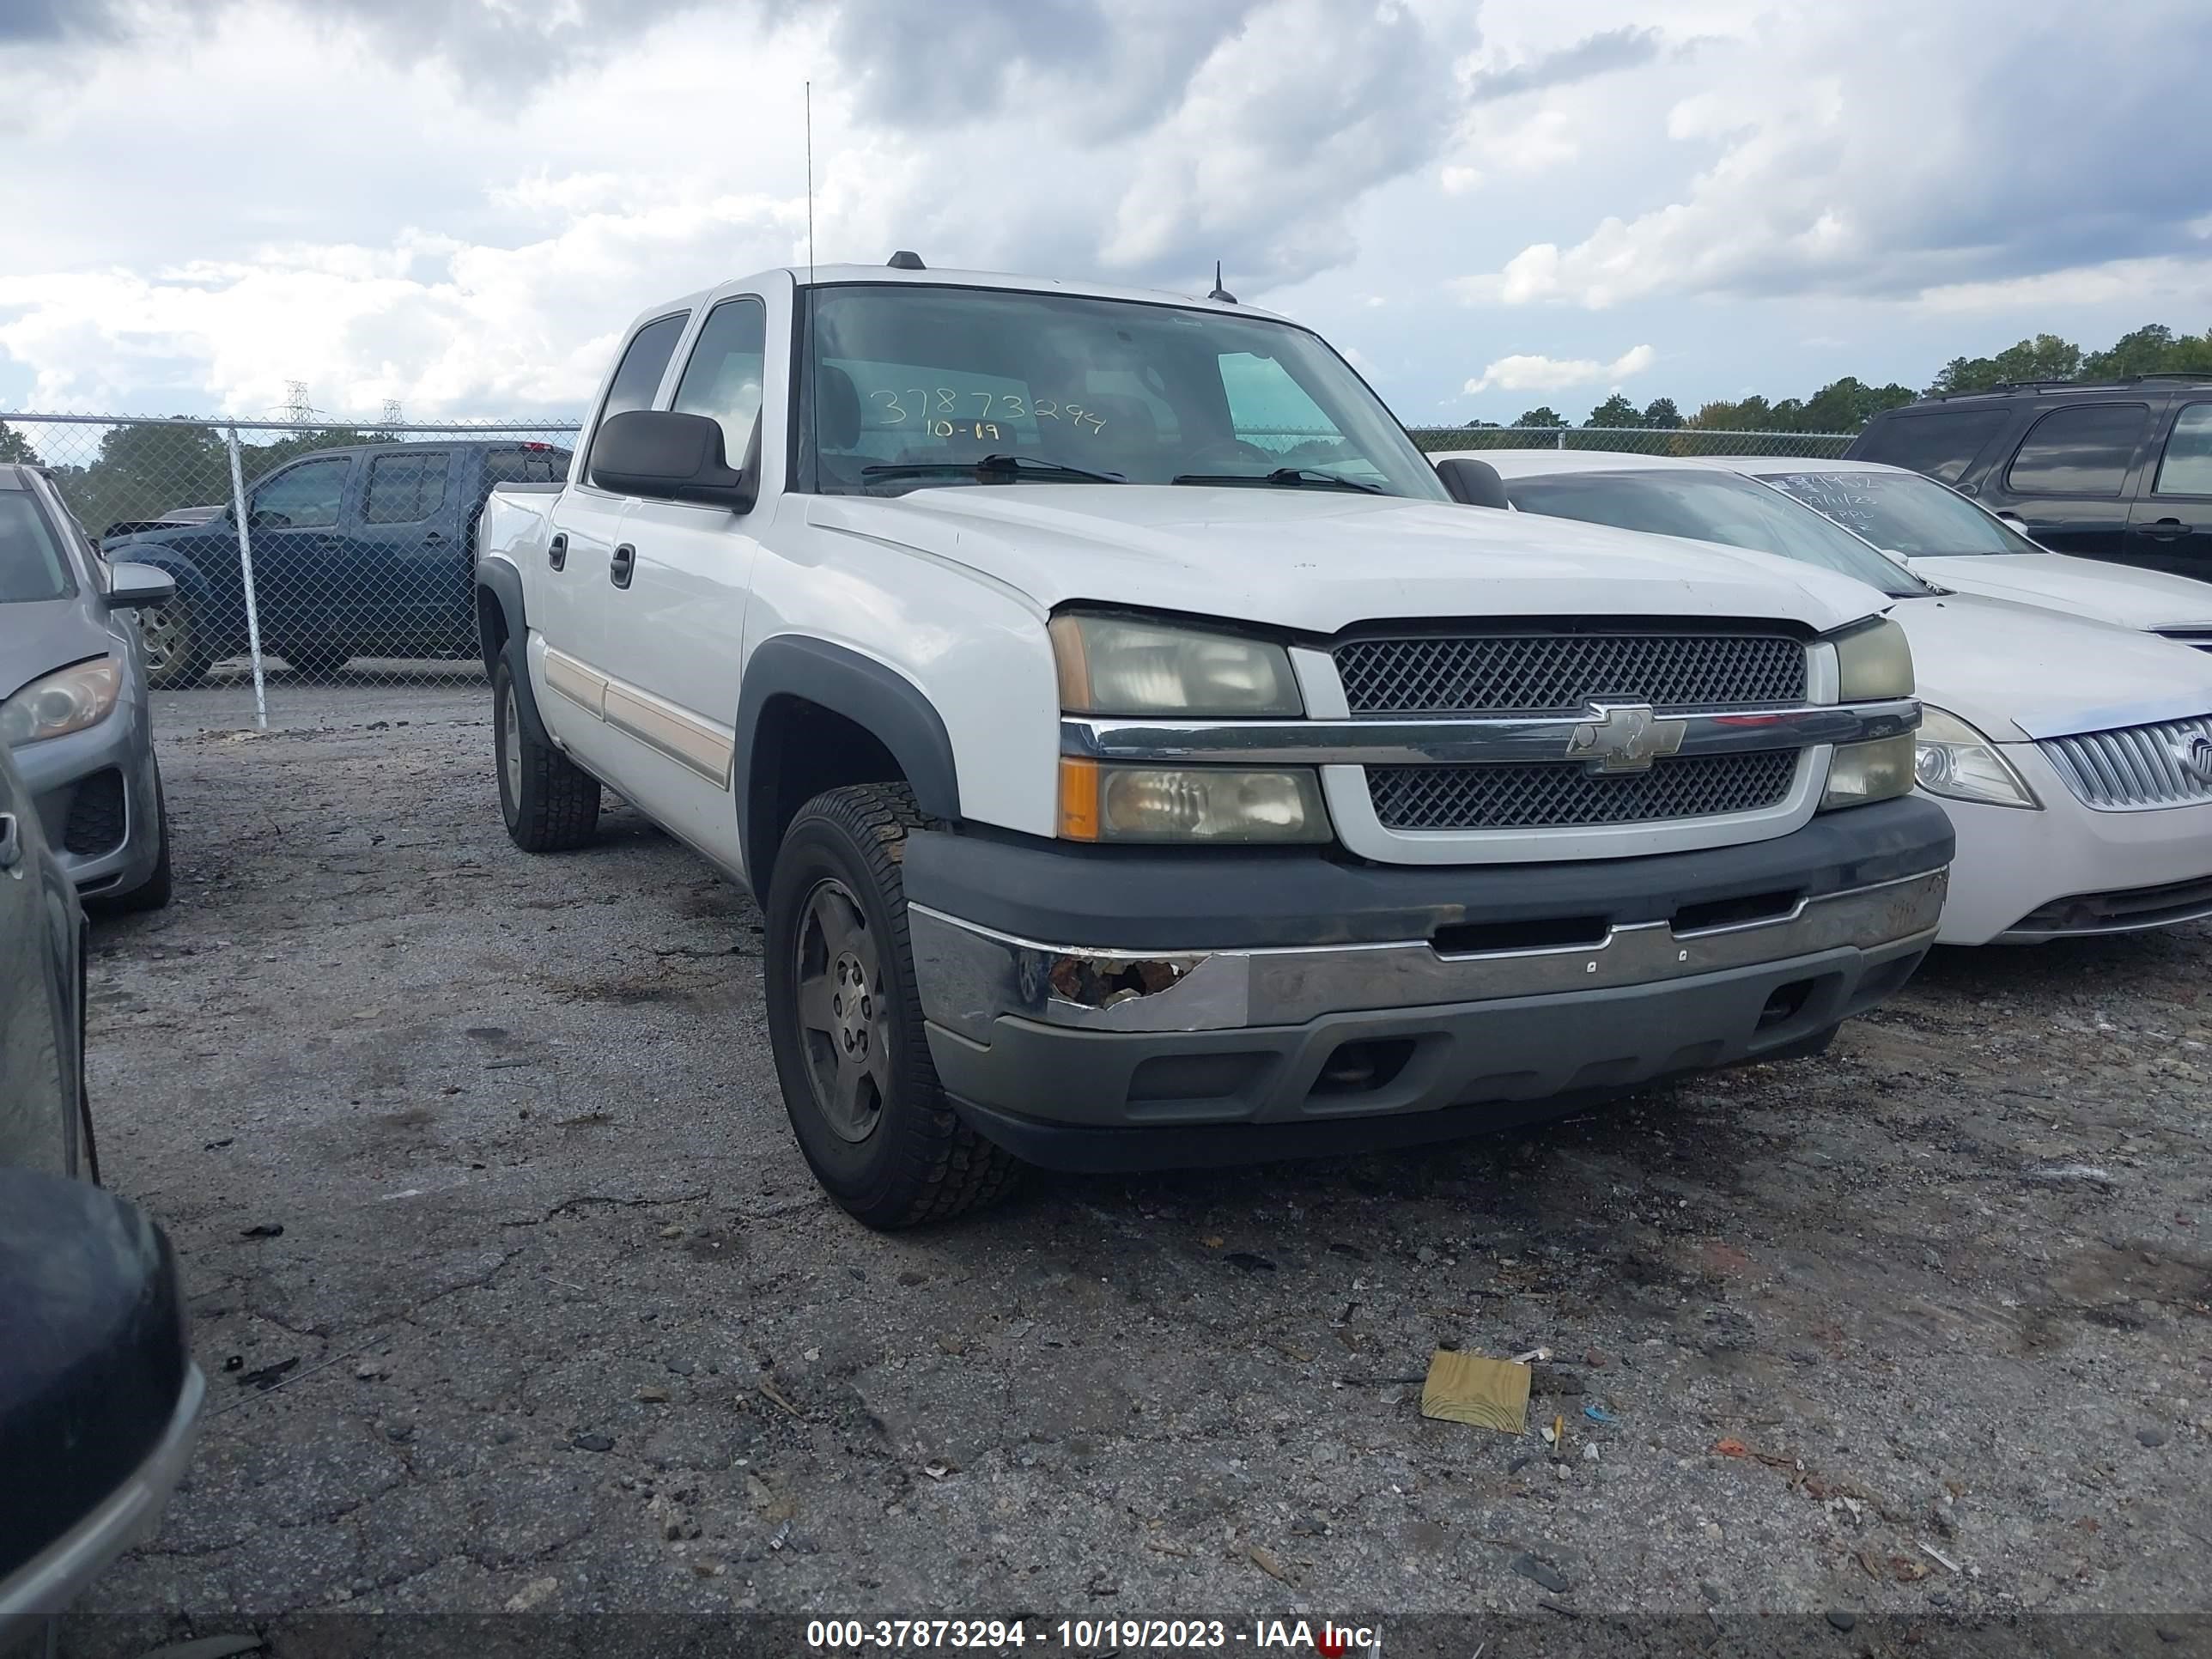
2, 0, 2208, 428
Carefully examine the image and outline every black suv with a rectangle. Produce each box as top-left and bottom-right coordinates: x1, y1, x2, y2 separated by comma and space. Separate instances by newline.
1846, 374, 2212, 577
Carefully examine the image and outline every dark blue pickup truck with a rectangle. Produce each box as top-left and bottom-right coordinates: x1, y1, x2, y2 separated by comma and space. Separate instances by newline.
101, 439, 571, 686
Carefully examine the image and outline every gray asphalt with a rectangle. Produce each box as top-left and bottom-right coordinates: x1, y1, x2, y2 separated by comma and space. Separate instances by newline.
58, 684, 2212, 1652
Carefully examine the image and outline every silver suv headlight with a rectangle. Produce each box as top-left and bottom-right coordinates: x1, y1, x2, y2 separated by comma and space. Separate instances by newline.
0, 656, 120, 747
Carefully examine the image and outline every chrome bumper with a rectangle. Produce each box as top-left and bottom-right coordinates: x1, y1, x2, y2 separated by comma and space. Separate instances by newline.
910, 868, 1948, 1040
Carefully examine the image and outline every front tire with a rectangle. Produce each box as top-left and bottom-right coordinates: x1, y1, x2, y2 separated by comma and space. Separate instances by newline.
763, 783, 1022, 1228
114, 767, 174, 913
494, 655, 599, 852
139, 594, 212, 690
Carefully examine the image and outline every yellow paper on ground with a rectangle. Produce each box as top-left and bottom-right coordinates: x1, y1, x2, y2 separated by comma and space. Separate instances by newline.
1419, 1349, 1531, 1433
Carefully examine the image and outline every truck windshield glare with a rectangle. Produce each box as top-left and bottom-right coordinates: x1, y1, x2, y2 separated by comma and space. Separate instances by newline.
804, 283, 1451, 501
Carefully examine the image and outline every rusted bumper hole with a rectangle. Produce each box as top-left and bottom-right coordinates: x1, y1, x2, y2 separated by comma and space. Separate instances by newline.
1048, 954, 1190, 1009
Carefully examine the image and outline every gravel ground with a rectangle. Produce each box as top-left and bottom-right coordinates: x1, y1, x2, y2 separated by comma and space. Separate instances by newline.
56, 684, 2212, 1653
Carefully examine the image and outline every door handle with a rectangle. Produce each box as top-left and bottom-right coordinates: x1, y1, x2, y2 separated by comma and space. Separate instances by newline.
2135, 518, 2193, 540
609, 543, 636, 589
422, 531, 446, 545
0, 812, 21, 872
548, 532, 568, 571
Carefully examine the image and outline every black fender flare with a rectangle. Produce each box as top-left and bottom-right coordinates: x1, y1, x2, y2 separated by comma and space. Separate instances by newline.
472, 559, 555, 747
734, 635, 961, 883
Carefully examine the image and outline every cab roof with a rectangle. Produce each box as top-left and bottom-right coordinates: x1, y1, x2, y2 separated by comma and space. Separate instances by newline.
648, 262, 1294, 328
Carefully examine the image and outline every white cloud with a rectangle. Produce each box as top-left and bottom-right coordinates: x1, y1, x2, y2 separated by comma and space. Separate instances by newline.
0, 0, 1479, 416
1911, 256, 2212, 315
1454, 3, 2212, 312
1463, 343, 1654, 393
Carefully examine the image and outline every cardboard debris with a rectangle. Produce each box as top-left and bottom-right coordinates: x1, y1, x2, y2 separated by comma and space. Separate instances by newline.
1419, 1348, 1530, 1433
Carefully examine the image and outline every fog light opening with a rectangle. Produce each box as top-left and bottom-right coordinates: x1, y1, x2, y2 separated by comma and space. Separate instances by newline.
1756, 978, 1815, 1031
1308, 1038, 1415, 1098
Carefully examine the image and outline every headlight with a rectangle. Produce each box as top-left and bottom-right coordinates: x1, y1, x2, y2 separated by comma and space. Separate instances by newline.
1912, 707, 2040, 809
0, 656, 120, 747
1058, 759, 1328, 842
1833, 617, 1914, 701
1821, 732, 1917, 811
1051, 613, 1302, 716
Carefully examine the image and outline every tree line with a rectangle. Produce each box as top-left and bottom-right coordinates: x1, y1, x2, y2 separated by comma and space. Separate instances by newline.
0, 417, 400, 538
1479, 321, 2212, 434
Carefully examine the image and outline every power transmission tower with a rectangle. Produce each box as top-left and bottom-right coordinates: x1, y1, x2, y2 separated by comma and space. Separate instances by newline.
380, 399, 404, 428
282, 381, 315, 424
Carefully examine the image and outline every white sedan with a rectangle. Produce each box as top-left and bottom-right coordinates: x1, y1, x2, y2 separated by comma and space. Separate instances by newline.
1710, 454, 2212, 652
1434, 447, 2212, 945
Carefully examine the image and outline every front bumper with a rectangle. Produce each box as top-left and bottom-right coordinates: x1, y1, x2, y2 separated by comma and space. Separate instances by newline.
9, 699, 162, 900
1936, 743, 2212, 944
0, 1364, 204, 1632
903, 797, 1952, 1170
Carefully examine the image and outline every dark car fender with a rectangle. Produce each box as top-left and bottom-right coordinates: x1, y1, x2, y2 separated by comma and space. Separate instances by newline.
472, 558, 556, 748
733, 636, 961, 883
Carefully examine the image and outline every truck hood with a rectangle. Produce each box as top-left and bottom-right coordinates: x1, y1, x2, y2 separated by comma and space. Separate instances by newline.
1889, 591, 2212, 741
1909, 552, 2212, 633
806, 486, 1888, 635
0, 598, 112, 702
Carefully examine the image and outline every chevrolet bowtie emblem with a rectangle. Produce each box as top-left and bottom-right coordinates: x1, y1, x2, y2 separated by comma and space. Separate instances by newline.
1565, 702, 1687, 774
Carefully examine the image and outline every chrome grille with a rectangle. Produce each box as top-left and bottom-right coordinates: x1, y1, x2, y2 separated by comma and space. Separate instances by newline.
1368, 750, 1800, 831
2039, 714, 2212, 810
1334, 631, 1807, 716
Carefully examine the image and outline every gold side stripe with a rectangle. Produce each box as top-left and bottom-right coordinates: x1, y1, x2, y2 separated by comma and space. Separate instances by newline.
543, 648, 605, 717
603, 683, 734, 787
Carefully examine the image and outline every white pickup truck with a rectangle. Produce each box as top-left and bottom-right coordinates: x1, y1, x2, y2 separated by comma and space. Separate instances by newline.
474, 257, 1954, 1228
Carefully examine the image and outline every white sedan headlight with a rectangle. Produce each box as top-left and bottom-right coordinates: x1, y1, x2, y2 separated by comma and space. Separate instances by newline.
0, 656, 121, 747
1913, 706, 2040, 809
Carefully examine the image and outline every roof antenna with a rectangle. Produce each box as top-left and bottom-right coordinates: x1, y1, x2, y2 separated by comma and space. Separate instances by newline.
804, 80, 815, 285
1208, 261, 1237, 304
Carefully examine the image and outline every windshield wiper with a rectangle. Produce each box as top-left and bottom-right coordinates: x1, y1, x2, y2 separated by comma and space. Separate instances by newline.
1170, 466, 1382, 495
860, 453, 1125, 484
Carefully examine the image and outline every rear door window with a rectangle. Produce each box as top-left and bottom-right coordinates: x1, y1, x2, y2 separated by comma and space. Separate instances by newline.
483, 447, 569, 485
1851, 408, 2008, 483
586, 312, 690, 485
362, 452, 452, 524
2004, 403, 2150, 496
2153, 402, 2212, 496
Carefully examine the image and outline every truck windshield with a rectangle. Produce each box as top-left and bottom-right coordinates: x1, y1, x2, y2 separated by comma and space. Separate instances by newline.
1502, 469, 1938, 599
804, 283, 1449, 501
0, 494, 74, 605
1751, 469, 2042, 557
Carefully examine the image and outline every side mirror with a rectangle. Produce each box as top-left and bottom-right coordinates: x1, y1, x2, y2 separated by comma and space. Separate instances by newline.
1435, 456, 1511, 509
0, 1169, 202, 1627
104, 562, 178, 610
591, 410, 755, 511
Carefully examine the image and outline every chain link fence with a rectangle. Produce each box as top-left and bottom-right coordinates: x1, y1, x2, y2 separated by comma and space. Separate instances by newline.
1, 411, 1856, 726
0, 412, 579, 726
